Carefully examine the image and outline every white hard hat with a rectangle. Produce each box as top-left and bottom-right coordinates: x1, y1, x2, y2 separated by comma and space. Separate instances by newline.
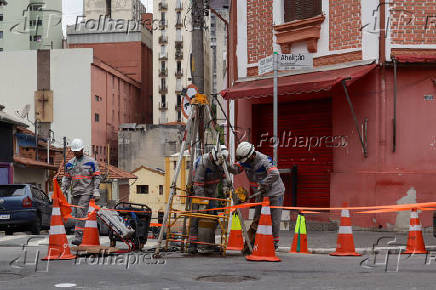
212, 145, 229, 162
70, 138, 84, 152
236, 142, 255, 163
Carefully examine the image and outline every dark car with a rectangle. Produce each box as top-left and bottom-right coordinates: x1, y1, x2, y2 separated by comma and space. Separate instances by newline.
0, 184, 52, 235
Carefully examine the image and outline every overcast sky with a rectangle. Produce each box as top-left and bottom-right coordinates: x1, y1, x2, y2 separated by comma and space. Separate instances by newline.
62, 0, 153, 35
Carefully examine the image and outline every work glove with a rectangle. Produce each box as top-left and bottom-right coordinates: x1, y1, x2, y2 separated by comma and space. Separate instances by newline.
93, 189, 101, 202
216, 152, 225, 166
257, 184, 268, 196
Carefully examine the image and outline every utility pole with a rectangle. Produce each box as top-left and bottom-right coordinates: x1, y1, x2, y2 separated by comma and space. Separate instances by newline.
191, 0, 205, 93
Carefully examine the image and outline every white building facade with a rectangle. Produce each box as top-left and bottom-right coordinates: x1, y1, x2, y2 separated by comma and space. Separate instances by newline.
0, 0, 63, 51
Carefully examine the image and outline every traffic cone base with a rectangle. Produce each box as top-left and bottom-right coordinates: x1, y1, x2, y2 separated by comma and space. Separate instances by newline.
290, 214, 310, 254
43, 201, 76, 260
245, 198, 281, 262
330, 208, 361, 256
227, 213, 244, 251
403, 209, 427, 254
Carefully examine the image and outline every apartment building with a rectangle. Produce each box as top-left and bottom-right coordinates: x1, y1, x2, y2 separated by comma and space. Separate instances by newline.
0, 0, 63, 51
84, 0, 146, 21
153, 0, 192, 124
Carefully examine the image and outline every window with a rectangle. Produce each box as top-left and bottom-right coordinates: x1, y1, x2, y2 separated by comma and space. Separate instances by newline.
161, 94, 166, 104
177, 61, 181, 72
161, 61, 166, 71
30, 4, 43, 11
173, 161, 177, 169
0, 14, 3, 21
161, 78, 166, 88
159, 185, 163, 196
284, 0, 322, 22
30, 35, 42, 42
137, 185, 149, 194
0, 48, 3, 52
0, 31, 3, 40
95, 113, 100, 122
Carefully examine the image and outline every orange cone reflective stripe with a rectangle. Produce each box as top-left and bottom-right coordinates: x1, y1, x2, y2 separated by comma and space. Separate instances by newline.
246, 197, 280, 262
42, 198, 76, 260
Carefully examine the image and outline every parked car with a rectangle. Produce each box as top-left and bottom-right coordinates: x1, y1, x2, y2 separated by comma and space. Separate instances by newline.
0, 184, 52, 235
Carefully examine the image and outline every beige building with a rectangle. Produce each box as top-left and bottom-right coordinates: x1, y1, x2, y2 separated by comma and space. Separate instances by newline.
153, 0, 193, 124
129, 151, 190, 220
84, 0, 146, 21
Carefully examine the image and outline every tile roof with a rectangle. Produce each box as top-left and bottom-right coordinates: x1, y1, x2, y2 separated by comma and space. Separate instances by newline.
14, 155, 58, 170
132, 165, 165, 176
56, 149, 137, 180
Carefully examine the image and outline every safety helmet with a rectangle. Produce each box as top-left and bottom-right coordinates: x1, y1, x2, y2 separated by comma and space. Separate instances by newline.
236, 142, 255, 163
70, 138, 84, 152
212, 145, 229, 163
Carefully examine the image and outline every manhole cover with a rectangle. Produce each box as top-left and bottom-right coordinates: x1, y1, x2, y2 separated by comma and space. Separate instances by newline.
0, 273, 23, 281
196, 275, 257, 283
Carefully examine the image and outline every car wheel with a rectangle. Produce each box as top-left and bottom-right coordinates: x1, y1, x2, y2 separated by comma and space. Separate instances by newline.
5, 230, 13, 235
31, 215, 41, 235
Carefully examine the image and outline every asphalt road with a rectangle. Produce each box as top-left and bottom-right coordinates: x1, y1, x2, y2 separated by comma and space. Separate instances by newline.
1, 232, 436, 289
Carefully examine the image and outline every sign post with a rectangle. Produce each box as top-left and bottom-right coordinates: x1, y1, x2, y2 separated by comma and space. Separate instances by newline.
258, 52, 313, 166
273, 52, 278, 165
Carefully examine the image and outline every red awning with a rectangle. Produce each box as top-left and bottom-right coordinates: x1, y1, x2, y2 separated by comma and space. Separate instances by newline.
394, 55, 436, 63
221, 63, 376, 100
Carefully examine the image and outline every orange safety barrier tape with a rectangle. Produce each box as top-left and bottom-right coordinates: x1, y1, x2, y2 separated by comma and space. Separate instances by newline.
271, 201, 436, 212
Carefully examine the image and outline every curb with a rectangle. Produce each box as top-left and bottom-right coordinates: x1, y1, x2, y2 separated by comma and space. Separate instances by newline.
276, 246, 407, 255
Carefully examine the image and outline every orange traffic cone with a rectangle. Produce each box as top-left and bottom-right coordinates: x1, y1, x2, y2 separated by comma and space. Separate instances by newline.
246, 197, 281, 262
330, 207, 361, 256
403, 209, 427, 254
290, 213, 310, 254
42, 198, 76, 260
80, 199, 100, 247
227, 213, 244, 251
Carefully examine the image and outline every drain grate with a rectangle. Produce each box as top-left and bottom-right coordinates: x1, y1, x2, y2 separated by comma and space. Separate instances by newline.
196, 275, 257, 283
0, 273, 23, 282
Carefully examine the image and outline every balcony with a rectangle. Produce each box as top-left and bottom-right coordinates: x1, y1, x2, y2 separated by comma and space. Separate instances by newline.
159, 68, 168, 77
175, 35, 183, 45
175, 51, 183, 60
159, 20, 168, 30
175, 69, 183, 78
159, 101, 168, 111
175, 41, 183, 49
274, 14, 325, 53
158, 2, 167, 11
158, 35, 168, 44
159, 86, 168, 94
175, 20, 183, 29
158, 52, 168, 60
175, 84, 183, 94
175, 1, 183, 11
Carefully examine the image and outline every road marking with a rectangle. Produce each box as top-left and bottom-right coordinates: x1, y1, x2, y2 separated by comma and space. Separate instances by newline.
54, 283, 77, 288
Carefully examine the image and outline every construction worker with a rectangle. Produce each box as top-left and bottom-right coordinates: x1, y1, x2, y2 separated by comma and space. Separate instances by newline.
61, 138, 101, 245
228, 142, 284, 252
188, 145, 229, 254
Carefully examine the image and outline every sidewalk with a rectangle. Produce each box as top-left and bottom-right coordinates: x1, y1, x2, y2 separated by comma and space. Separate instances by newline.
276, 230, 436, 254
